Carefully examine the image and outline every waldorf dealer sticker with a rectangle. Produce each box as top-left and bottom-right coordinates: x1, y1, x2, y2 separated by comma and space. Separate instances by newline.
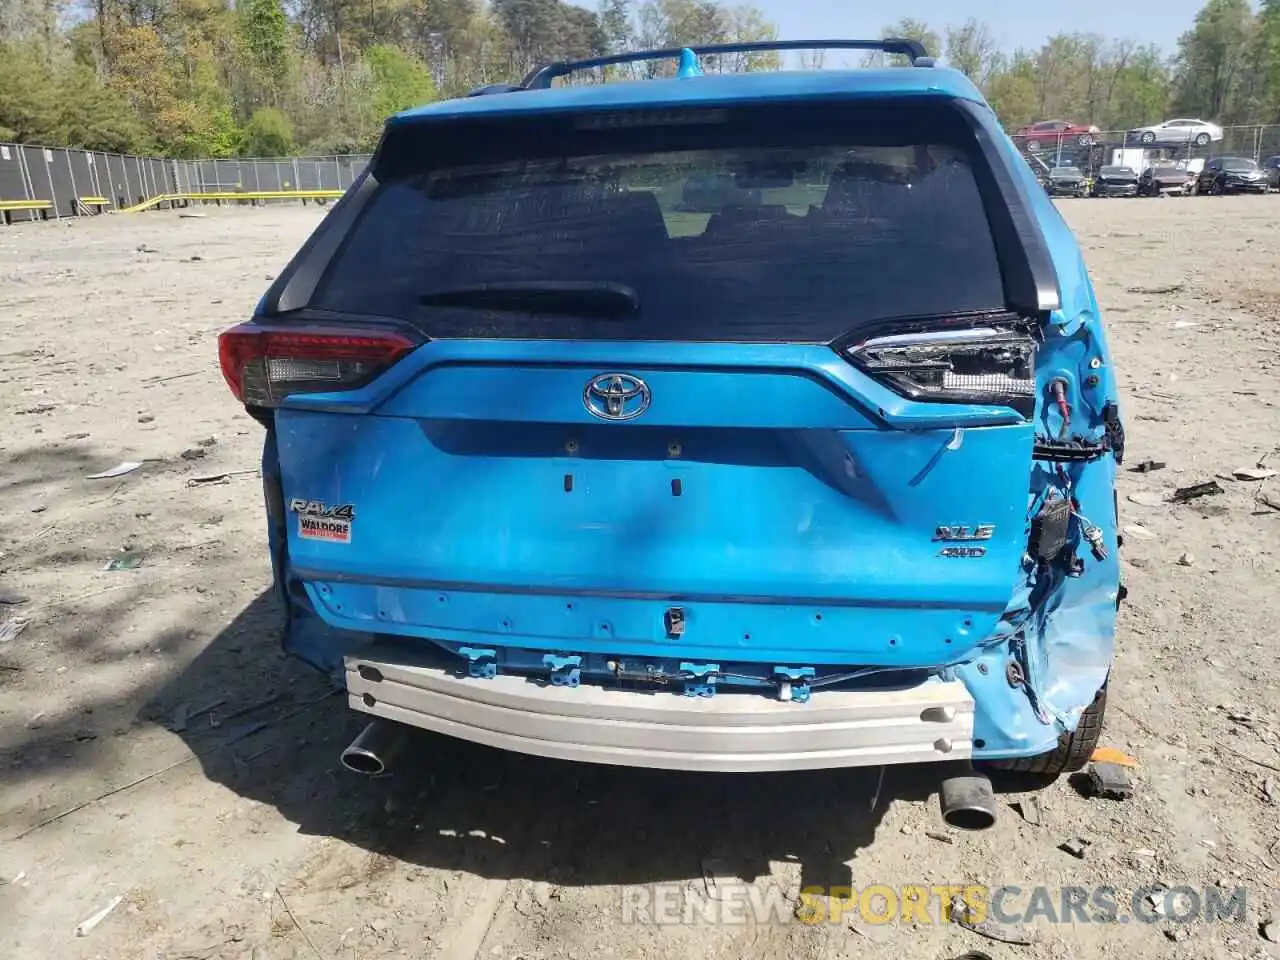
289, 498, 355, 544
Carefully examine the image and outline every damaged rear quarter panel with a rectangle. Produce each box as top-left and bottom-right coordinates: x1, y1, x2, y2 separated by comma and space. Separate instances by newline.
983, 170, 1120, 749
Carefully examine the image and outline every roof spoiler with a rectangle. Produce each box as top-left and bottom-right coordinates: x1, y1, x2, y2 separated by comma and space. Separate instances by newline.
514, 39, 933, 91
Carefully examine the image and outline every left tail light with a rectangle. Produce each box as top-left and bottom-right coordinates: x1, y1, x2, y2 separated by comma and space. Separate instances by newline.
843, 324, 1038, 415
218, 324, 418, 407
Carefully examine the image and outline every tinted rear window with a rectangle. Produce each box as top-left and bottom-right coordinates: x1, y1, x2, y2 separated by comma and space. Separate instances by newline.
313, 102, 1007, 342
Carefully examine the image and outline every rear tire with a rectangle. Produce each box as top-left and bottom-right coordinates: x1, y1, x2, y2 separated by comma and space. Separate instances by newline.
1026, 139, 1041, 153
986, 681, 1107, 777
1194, 133, 1211, 146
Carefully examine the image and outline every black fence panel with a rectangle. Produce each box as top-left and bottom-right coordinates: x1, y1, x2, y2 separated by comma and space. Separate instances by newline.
317, 157, 341, 190
22, 146, 54, 206
192, 161, 215, 192
47, 149, 76, 216
83, 152, 106, 198
145, 157, 167, 196
294, 159, 322, 190
0, 143, 29, 201
170, 161, 194, 194
121, 154, 139, 203
68, 150, 95, 206
213, 159, 243, 190
104, 154, 130, 208
339, 155, 366, 187
257, 160, 285, 192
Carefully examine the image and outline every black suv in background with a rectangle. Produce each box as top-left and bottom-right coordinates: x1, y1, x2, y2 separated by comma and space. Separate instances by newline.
1197, 157, 1268, 194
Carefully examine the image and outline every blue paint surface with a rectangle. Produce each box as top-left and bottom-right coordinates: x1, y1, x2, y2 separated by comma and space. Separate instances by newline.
254, 64, 1120, 762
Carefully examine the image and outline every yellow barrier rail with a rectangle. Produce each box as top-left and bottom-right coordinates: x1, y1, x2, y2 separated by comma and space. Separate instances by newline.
77, 196, 111, 216
0, 198, 52, 224
122, 190, 344, 213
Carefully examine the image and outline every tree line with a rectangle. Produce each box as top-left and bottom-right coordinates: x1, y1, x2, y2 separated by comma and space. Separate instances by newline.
882, 1, 1277, 134
0, 0, 1275, 158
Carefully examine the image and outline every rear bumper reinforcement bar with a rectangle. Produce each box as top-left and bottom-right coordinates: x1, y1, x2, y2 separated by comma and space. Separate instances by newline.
344, 644, 975, 773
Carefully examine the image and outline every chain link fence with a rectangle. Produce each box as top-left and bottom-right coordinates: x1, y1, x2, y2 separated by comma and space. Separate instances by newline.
0, 143, 371, 222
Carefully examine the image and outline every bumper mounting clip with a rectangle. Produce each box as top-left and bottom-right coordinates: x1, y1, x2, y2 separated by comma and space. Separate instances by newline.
679, 662, 720, 699
458, 646, 498, 680
774, 666, 816, 704
542, 654, 583, 688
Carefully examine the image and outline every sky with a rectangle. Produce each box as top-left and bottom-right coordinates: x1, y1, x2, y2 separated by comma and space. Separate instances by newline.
635, 0, 1212, 56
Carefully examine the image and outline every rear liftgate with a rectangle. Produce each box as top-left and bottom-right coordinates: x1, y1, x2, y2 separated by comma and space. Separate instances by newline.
221, 320, 1042, 771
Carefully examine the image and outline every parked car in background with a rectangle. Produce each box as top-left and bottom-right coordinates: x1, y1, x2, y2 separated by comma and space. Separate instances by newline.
1046, 165, 1090, 197
1197, 156, 1268, 194
1091, 165, 1138, 197
1138, 164, 1196, 196
1129, 118, 1222, 147
1014, 119, 1101, 152
1262, 155, 1280, 189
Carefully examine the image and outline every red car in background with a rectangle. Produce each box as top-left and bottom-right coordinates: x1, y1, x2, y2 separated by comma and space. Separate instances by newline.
1013, 119, 1102, 152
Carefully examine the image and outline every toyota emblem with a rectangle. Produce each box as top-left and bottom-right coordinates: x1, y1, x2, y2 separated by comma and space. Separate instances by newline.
583, 373, 651, 421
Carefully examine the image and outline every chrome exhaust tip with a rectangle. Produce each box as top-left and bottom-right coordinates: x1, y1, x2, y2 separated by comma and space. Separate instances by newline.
340, 720, 405, 776
939, 766, 998, 831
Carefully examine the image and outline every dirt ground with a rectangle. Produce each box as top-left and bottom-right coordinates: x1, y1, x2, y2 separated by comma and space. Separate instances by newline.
1, 197, 1278, 960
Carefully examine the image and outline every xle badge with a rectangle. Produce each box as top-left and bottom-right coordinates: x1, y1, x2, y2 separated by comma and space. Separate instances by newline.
933, 525, 996, 542
290, 498, 355, 544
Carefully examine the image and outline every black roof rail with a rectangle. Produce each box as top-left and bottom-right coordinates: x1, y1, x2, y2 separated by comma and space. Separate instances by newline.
521, 38, 932, 90
466, 83, 526, 97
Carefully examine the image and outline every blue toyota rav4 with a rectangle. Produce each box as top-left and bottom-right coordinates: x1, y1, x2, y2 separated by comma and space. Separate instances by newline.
218, 40, 1124, 825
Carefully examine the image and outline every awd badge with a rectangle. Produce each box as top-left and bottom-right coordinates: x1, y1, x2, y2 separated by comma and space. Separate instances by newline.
934, 524, 994, 559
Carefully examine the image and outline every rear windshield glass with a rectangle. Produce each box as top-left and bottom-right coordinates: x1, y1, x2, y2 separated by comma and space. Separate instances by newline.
313, 102, 1007, 342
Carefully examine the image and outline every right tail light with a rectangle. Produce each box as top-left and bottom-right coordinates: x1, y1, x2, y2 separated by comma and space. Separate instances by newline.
843, 324, 1038, 415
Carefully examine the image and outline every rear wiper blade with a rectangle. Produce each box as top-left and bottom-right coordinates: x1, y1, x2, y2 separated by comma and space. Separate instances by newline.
417, 280, 639, 318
